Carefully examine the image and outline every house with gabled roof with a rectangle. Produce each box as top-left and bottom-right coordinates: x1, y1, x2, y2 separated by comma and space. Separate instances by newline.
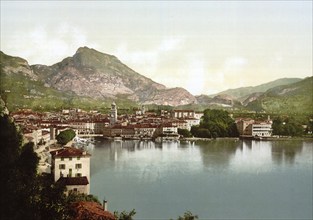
50, 147, 91, 195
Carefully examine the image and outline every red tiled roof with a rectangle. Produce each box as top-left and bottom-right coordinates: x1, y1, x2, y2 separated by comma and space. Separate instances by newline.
57, 177, 89, 185
69, 201, 115, 220
50, 147, 91, 158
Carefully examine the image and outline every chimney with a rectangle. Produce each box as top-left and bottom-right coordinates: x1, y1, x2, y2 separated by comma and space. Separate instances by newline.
103, 199, 108, 211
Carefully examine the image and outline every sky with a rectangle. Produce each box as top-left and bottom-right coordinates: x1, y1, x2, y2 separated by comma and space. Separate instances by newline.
1, 1, 312, 95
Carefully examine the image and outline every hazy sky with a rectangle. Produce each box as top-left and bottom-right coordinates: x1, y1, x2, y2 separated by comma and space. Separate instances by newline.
1, 1, 312, 95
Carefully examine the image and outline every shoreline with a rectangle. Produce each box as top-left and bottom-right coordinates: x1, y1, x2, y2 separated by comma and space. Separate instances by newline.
99, 136, 313, 142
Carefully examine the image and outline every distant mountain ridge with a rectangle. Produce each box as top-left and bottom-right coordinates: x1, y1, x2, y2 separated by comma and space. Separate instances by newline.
245, 76, 313, 114
209, 78, 302, 101
1, 48, 311, 114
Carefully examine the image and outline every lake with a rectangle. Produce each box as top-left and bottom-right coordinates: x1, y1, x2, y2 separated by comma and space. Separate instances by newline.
89, 139, 313, 219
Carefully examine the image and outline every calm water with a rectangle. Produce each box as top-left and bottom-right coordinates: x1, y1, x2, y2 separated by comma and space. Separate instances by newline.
89, 139, 313, 219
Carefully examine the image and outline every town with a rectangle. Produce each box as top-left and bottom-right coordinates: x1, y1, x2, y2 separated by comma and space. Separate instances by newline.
7, 101, 276, 195
2, 100, 311, 219
12, 102, 274, 147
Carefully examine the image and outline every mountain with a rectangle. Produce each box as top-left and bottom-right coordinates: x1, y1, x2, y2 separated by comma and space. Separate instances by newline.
31, 47, 196, 106
0, 48, 196, 110
195, 94, 242, 108
210, 78, 302, 102
1, 48, 311, 114
246, 77, 313, 114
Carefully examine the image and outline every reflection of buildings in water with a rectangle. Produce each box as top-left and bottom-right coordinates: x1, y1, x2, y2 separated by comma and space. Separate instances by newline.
109, 141, 123, 161
137, 141, 157, 150
271, 141, 303, 165
242, 139, 252, 150
199, 140, 241, 169
109, 140, 161, 161
109, 140, 136, 162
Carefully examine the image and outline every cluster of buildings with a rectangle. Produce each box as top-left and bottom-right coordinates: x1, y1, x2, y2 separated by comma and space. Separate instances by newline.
9, 103, 205, 196
7, 103, 276, 198
11, 103, 204, 145
11, 102, 275, 149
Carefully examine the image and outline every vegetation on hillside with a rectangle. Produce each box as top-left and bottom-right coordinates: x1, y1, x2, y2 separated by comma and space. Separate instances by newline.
246, 77, 313, 114
211, 78, 302, 100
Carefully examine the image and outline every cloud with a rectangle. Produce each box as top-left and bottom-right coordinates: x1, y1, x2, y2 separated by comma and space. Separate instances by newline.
224, 56, 247, 72
114, 37, 185, 77
3, 24, 94, 65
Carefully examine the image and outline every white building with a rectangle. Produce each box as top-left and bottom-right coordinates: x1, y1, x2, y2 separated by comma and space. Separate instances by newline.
185, 118, 200, 130
250, 122, 273, 137
172, 110, 195, 118
50, 147, 91, 195
236, 118, 272, 137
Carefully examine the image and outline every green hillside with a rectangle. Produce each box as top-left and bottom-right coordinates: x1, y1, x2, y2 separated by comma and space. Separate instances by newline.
212, 78, 302, 101
246, 77, 313, 114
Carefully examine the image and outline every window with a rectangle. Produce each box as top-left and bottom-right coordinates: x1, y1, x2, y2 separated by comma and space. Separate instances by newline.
76, 173, 82, 177
69, 157, 72, 161
75, 163, 82, 169
59, 164, 65, 169
61, 157, 64, 161
77, 157, 80, 160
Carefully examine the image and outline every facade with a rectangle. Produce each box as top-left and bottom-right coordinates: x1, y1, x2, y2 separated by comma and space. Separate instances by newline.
236, 119, 255, 136
133, 124, 157, 138
194, 112, 204, 120
172, 110, 195, 119
160, 123, 178, 135
171, 120, 189, 131
250, 122, 273, 137
185, 118, 200, 130
50, 147, 91, 195
236, 118, 272, 137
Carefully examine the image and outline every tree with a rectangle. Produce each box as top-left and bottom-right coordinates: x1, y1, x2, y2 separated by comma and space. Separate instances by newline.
272, 116, 304, 136
200, 109, 238, 137
177, 211, 198, 220
172, 211, 198, 220
66, 192, 100, 204
178, 128, 192, 138
0, 115, 69, 220
114, 209, 136, 220
56, 129, 76, 145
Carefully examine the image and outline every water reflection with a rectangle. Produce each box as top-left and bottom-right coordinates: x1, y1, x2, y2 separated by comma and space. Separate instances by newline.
271, 141, 303, 165
197, 139, 241, 169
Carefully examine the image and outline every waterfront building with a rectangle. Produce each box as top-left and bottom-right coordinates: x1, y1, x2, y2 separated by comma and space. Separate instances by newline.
236, 118, 272, 137
50, 147, 91, 195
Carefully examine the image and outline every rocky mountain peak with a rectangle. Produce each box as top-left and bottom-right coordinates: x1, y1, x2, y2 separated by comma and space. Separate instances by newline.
27, 47, 194, 106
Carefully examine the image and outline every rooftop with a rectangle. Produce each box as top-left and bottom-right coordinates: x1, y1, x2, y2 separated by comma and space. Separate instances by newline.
57, 176, 89, 186
69, 201, 115, 220
50, 147, 91, 158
